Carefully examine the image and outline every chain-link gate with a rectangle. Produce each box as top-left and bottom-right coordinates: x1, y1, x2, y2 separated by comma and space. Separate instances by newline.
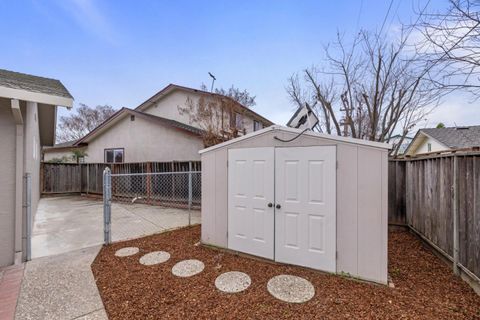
103, 167, 201, 244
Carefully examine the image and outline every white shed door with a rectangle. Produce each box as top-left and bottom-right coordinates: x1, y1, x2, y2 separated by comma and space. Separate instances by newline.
275, 146, 336, 272
228, 147, 275, 259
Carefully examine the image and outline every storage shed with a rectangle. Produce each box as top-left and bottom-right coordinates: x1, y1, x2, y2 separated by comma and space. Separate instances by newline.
199, 125, 391, 284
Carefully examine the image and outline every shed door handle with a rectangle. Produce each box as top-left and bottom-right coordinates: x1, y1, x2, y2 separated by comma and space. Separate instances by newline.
276, 204, 281, 209
267, 203, 273, 208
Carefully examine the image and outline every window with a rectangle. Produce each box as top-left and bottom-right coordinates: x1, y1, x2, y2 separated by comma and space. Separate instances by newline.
233, 112, 243, 129
254, 120, 263, 131
104, 148, 124, 163
427, 143, 432, 152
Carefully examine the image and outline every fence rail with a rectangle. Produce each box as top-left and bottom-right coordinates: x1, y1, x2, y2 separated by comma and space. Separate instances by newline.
389, 153, 480, 283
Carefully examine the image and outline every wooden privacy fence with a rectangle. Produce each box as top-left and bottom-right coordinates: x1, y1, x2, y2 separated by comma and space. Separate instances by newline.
389, 153, 480, 284
41, 161, 201, 195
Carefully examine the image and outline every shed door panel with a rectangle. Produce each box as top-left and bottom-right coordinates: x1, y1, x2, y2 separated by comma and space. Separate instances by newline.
275, 146, 336, 272
228, 147, 274, 259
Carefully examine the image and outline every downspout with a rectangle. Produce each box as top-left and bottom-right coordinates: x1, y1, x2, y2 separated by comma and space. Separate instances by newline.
11, 99, 24, 264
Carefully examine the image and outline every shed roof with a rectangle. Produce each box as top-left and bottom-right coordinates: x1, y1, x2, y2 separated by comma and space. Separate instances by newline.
199, 125, 391, 154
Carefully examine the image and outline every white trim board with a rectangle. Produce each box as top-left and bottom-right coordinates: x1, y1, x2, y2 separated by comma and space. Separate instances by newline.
199, 125, 392, 154
0, 86, 73, 108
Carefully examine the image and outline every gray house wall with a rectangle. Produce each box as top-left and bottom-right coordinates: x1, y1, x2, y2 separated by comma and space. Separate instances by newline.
0, 98, 50, 266
84, 114, 203, 163
0, 98, 17, 266
200, 128, 388, 284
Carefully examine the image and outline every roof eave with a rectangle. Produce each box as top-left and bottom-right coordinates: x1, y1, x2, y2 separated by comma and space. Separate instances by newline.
0, 85, 73, 108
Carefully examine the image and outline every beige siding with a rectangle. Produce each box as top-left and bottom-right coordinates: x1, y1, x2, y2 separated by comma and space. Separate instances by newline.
0, 98, 16, 266
141, 90, 264, 135
415, 137, 448, 154
200, 129, 388, 284
84, 115, 203, 163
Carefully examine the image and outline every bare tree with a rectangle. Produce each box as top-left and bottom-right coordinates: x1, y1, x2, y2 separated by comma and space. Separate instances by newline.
287, 29, 441, 149
200, 83, 256, 108
178, 94, 249, 147
416, 0, 480, 97
57, 104, 116, 143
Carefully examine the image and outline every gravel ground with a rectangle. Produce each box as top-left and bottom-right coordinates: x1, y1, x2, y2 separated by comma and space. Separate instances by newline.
92, 226, 480, 319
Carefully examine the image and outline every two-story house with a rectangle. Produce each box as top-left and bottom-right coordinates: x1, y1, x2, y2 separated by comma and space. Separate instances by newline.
43, 84, 273, 163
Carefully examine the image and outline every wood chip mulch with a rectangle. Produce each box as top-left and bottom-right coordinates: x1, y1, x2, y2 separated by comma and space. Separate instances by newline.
91, 226, 480, 319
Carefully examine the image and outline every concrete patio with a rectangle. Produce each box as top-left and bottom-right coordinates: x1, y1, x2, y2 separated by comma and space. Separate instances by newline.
14, 195, 201, 319
32, 195, 200, 258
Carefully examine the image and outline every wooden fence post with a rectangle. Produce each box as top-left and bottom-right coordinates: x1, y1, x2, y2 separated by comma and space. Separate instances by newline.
453, 155, 459, 276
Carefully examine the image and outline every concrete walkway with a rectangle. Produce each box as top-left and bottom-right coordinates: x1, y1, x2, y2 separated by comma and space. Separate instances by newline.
33, 196, 200, 258
15, 246, 107, 320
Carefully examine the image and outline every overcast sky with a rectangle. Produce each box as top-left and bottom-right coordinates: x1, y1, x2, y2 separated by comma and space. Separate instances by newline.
0, 0, 478, 134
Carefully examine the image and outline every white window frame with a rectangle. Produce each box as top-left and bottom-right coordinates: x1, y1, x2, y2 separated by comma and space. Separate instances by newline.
254, 120, 263, 131
104, 148, 124, 163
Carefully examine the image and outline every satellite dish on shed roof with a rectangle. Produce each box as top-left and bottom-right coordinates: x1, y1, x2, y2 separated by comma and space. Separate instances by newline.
286, 104, 319, 131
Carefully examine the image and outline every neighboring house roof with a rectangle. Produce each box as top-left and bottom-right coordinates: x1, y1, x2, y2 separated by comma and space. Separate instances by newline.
405, 125, 480, 155
135, 83, 274, 126
73, 108, 203, 146
199, 125, 391, 154
43, 140, 81, 152
421, 126, 480, 149
0, 68, 73, 99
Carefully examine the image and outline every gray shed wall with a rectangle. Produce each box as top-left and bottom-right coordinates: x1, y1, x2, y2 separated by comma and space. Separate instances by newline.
201, 129, 388, 284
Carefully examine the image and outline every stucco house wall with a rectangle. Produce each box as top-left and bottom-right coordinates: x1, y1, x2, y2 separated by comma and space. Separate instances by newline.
0, 98, 17, 266
84, 114, 203, 163
200, 127, 389, 284
24, 102, 42, 218
141, 90, 261, 134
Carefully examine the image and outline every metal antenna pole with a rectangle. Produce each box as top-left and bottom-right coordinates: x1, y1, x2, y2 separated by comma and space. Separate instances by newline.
208, 72, 216, 92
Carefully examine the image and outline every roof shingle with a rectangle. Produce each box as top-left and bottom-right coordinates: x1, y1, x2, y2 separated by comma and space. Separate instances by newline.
0, 69, 73, 99
421, 126, 480, 149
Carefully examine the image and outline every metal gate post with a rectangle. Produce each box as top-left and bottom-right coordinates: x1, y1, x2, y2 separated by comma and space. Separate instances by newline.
188, 162, 192, 226
24, 173, 32, 261
103, 167, 112, 245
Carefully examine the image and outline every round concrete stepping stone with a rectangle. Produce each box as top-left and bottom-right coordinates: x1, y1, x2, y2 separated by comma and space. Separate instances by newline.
171, 259, 204, 277
215, 271, 251, 293
139, 251, 171, 266
115, 247, 139, 257
267, 275, 315, 303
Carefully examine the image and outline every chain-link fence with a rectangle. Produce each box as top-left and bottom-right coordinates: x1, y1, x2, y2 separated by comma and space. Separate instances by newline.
103, 168, 201, 244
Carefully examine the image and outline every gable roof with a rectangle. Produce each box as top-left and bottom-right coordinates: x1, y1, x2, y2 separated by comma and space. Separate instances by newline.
199, 125, 391, 154
0, 69, 73, 99
421, 126, 480, 149
135, 83, 274, 126
73, 108, 202, 146
405, 125, 480, 155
